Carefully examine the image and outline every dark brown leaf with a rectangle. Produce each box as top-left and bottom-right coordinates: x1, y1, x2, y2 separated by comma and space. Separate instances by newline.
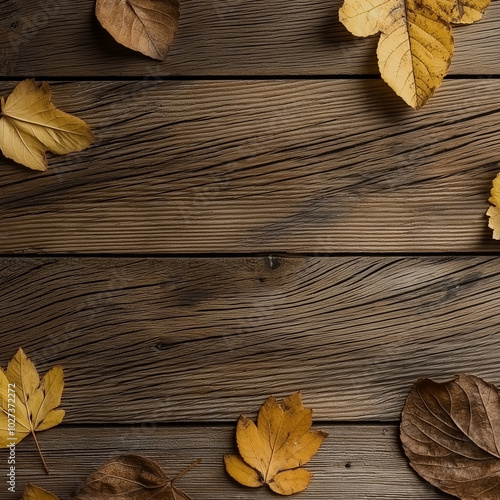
401, 374, 500, 499
96, 0, 180, 60
72, 454, 199, 500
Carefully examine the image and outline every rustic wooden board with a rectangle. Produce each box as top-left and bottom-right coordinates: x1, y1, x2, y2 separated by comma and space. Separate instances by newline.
1, 79, 499, 253
2, 256, 500, 422
0, 0, 498, 76
2, 1, 496, 498
10, 425, 450, 499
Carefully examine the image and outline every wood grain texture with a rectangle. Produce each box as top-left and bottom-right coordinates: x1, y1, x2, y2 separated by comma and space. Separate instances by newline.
1, 79, 500, 253
7, 425, 451, 499
0, 0, 498, 76
2, 256, 500, 422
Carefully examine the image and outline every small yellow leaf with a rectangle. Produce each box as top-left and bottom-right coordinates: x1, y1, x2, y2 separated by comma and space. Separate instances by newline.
269, 468, 313, 496
224, 454, 263, 488
0, 79, 93, 171
339, 0, 491, 108
21, 484, 60, 500
0, 348, 65, 474
487, 172, 500, 239
225, 392, 327, 495
96, 0, 180, 61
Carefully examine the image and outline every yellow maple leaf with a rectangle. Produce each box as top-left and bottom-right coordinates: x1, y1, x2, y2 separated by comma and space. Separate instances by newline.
487, 172, 500, 239
224, 392, 327, 496
21, 484, 60, 500
0, 348, 65, 474
339, 0, 491, 109
0, 79, 93, 171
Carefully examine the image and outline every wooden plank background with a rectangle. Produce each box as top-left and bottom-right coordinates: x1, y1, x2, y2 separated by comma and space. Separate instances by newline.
2, 256, 500, 422
0, 0, 499, 76
12, 426, 446, 499
1, 0, 499, 498
1, 79, 500, 253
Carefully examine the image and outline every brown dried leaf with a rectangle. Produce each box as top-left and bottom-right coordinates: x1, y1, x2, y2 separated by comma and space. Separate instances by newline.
72, 454, 200, 500
225, 392, 327, 496
96, 0, 180, 60
401, 374, 500, 499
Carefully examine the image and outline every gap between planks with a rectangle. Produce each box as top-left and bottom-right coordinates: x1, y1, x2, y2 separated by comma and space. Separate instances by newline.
2, 255, 500, 422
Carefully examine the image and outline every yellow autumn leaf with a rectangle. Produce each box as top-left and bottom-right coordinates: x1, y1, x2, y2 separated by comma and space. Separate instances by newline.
96, 0, 180, 61
21, 484, 60, 500
0, 348, 65, 474
0, 79, 93, 171
224, 392, 327, 496
487, 172, 500, 239
339, 0, 491, 109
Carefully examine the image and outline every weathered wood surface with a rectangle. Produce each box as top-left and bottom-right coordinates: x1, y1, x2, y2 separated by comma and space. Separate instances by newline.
0, 0, 498, 77
2, 256, 500, 422
1, 79, 500, 253
13, 425, 451, 499
0, 2, 497, 500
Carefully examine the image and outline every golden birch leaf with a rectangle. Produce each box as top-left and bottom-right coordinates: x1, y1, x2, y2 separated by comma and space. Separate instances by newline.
96, 0, 180, 61
72, 454, 200, 500
22, 484, 60, 500
225, 392, 327, 495
0, 79, 93, 171
487, 172, 500, 239
339, 0, 491, 109
0, 348, 65, 474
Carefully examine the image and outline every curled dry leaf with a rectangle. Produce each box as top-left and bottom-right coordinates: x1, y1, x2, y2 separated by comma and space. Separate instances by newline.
96, 0, 180, 60
224, 392, 327, 496
0, 348, 65, 474
401, 374, 500, 499
21, 484, 60, 500
0, 79, 93, 171
339, 0, 491, 109
72, 454, 200, 500
486, 172, 500, 239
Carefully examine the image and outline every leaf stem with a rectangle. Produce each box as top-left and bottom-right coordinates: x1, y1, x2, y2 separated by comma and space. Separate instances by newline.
172, 458, 202, 483
32, 432, 50, 475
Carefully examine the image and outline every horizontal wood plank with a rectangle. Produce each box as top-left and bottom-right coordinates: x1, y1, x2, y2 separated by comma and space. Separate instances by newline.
8, 425, 450, 499
1, 80, 500, 253
2, 256, 500, 422
0, 0, 498, 76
